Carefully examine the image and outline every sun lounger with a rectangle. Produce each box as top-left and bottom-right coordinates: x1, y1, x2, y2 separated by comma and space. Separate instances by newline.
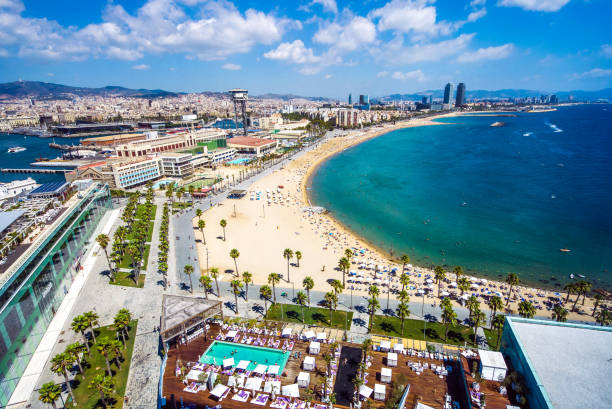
251, 393, 270, 406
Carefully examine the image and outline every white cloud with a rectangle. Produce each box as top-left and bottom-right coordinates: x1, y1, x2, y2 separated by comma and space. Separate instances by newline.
264, 40, 321, 64
0, 0, 295, 61
0, 48, 7, 57
46, 72, 54, 76
222, 63, 241, 70
311, 0, 338, 14
132, 64, 150, 70
467, 8, 487, 22
299, 66, 322, 75
377, 71, 389, 78
370, 0, 451, 37
374, 33, 475, 64
570, 68, 612, 79
324, 73, 332, 79
470, 0, 486, 6
457, 43, 514, 62
601, 44, 612, 58
498, 0, 570, 12
391, 69, 426, 81
314, 16, 376, 52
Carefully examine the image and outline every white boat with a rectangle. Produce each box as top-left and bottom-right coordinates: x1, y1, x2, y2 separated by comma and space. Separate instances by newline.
7, 147, 26, 153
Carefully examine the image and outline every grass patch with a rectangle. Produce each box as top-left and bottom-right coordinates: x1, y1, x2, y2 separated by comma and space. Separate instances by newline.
370, 315, 500, 349
172, 201, 193, 209
126, 221, 154, 243
70, 320, 138, 408
187, 178, 218, 189
110, 271, 146, 288
266, 303, 353, 330
135, 204, 157, 220
117, 245, 150, 270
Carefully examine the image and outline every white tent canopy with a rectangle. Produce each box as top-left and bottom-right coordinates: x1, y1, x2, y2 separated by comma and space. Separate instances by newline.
297, 372, 310, 387
303, 356, 316, 371
381, 367, 392, 383
303, 330, 316, 340
223, 358, 235, 368
253, 364, 268, 374
282, 383, 300, 398
210, 384, 229, 399
387, 352, 398, 367
478, 350, 508, 382
267, 365, 280, 375
244, 377, 263, 391
374, 384, 386, 400
380, 340, 391, 351
309, 341, 320, 354
237, 360, 250, 371
393, 343, 404, 352
226, 330, 238, 339
359, 385, 373, 398
316, 332, 326, 341
282, 327, 292, 337
264, 380, 281, 394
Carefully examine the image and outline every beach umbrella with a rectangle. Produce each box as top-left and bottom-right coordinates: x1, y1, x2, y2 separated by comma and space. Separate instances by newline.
441, 291, 450, 296
426, 279, 434, 284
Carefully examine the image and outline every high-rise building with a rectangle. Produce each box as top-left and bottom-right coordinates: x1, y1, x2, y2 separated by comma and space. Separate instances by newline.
359, 94, 369, 105
421, 96, 428, 104
443, 83, 454, 104
348, 94, 353, 105
456, 83, 466, 107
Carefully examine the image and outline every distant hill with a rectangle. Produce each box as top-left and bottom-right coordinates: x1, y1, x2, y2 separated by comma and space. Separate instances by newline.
0, 81, 182, 99
253, 93, 330, 102
381, 88, 612, 101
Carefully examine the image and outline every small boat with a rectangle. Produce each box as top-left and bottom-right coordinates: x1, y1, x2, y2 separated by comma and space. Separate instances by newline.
569, 273, 575, 279
7, 146, 26, 153
577, 274, 586, 278
560, 248, 571, 252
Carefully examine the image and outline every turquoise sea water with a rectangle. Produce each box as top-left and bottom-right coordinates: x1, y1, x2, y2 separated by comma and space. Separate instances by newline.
200, 341, 290, 372
310, 104, 612, 290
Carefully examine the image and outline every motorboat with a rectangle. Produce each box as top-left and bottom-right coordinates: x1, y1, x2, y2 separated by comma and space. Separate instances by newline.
8, 146, 26, 153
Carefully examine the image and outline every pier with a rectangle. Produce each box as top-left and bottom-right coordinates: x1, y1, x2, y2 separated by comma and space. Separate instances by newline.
1, 168, 72, 174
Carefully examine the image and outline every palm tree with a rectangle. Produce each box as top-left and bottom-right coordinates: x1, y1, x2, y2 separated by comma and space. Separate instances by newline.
345, 248, 353, 261
564, 282, 575, 303
367, 296, 380, 332
505, 273, 519, 306
96, 234, 113, 280
434, 265, 446, 297
466, 296, 480, 321
65, 342, 86, 377
230, 248, 240, 275
400, 254, 410, 274
296, 291, 308, 323
592, 294, 603, 317
188, 184, 195, 199
324, 291, 338, 326
96, 337, 115, 377
50, 353, 76, 404
397, 302, 410, 336
472, 309, 486, 346
595, 309, 612, 326
199, 275, 213, 299
551, 304, 568, 322
83, 310, 99, 343
399, 273, 410, 292
196, 208, 203, 221
283, 248, 293, 281
114, 311, 130, 347
210, 267, 220, 296
295, 250, 302, 267
184, 264, 194, 293
330, 279, 344, 297
38, 382, 61, 409
441, 305, 458, 341
458, 276, 470, 296
71, 315, 91, 355
268, 273, 281, 303
453, 265, 463, 283
230, 279, 243, 314
242, 271, 252, 301
88, 373, 113, 408
487, 295, 503, 327
579, 280, 591, 305
338, 257, 350, 287
111, 339, 123, 369
303, 276, 314, 306
518, 300, 536, 318
220, 219, 227, 241
198, 219, 206, 245
492, 314, 505, 349
360, 338, 373, 364
260, 285, 272, 316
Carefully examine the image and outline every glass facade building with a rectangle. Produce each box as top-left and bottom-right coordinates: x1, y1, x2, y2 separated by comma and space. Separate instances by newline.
0, 183, 112, 407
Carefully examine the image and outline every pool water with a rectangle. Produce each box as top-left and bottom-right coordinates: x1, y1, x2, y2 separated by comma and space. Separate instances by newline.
227, 158, 252, 165
199, 341, 290, 372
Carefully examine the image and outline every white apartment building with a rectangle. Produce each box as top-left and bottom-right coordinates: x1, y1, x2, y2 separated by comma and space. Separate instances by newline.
208, 148, 236, 164
160, 153, 194, 178
0, 178, 39, 200
112, 158, 163, 189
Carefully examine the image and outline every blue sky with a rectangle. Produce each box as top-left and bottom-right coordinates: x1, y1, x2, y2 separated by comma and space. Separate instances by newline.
0, 0, 611, 97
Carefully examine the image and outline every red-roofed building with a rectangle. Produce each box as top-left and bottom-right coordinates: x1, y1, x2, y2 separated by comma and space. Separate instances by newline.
227, 137, 278, 156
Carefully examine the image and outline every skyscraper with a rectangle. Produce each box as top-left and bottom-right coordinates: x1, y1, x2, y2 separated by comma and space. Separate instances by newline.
348, 93, 353, 105
359, 94, 369, 105
455, 83, 466, 106
443, 83, 453, 104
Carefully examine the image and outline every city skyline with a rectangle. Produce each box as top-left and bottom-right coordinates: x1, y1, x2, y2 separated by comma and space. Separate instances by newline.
0, 0, 611, 97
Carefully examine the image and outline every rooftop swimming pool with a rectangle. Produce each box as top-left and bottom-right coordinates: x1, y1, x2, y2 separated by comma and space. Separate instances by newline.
227, 157, 252, 165
199, 341, 290, 372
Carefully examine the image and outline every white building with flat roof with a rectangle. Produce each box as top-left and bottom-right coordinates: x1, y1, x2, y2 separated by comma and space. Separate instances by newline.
0, 178, 38, 200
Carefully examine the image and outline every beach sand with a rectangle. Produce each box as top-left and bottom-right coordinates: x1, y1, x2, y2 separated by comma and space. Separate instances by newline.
193, 114, 600, 323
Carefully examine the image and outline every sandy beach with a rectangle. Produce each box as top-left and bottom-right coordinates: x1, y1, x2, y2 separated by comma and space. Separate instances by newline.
193, 114, 601, 323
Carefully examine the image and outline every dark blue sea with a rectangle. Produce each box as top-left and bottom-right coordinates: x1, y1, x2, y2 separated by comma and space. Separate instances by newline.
0, 133, 80, 184
310, 104, 612, 290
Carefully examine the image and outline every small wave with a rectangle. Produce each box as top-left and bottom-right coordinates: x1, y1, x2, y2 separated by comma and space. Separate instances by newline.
523, 132, 533, 136
545, 122, 563, 133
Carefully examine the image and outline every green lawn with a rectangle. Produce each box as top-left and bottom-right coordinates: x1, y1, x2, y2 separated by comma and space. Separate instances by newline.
187, 178, 218, 189
110, 271, 145, 288
135, 204, 157, 220
266, 303, 353, 330
370, 315, 500, 349
117, 245, 150, 270
70, 320, 138, 408
126, 221, 154, 243
172, 201, 193, 209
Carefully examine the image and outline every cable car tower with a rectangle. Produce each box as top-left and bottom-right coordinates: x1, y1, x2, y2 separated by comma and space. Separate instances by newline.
228, 88, 248, 136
